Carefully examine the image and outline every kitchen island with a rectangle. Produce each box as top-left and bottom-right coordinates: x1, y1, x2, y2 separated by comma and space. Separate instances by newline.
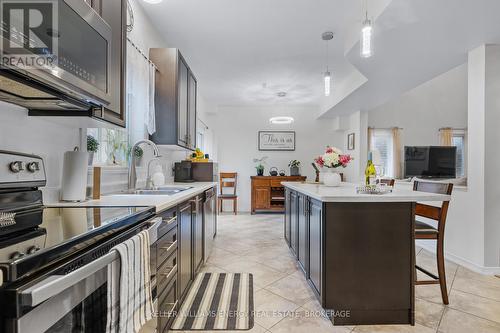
282, 182, 450, 326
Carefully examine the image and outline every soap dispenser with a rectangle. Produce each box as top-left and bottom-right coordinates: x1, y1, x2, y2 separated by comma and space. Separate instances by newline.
152, 165, 165, 187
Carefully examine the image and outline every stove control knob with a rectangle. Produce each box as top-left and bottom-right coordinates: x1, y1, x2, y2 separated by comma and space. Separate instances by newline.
27, 246, 40, 254
10, 251, 25, 260
27, 161, 40, 173
9, 161, 25, 173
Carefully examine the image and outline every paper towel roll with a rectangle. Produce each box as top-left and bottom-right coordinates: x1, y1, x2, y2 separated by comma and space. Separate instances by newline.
61, 148, 89, 202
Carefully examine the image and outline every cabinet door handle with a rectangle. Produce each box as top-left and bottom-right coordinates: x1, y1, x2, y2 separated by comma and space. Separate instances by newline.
160, 240, 177, 253
163, 216, 177, 225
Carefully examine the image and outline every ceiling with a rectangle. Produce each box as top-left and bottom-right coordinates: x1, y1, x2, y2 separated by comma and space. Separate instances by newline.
140, 0, 500, 114
139, 0, 364, 106
319, 0, 500, 118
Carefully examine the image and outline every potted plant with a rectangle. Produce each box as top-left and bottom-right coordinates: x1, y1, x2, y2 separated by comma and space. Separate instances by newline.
255, 164, 265, 176
130, 146, 144, 166
314, 146, 352, 187
253, 156, 268, 176
87, 135, 99, 166
288, 160, 301, 176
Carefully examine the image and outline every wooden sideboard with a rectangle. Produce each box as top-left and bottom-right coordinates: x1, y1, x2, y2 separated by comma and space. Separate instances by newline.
251, 176, 306, 214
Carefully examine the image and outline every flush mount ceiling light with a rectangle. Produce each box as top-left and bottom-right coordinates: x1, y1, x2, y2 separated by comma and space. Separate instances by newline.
361, 0, 373, 58
142, 0, 163, 4
269, 116, 294, 125
322, 32, 334, 97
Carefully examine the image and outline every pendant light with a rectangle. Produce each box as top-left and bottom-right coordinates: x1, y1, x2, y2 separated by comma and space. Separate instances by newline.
361, 0, 373, 58
322, 32, 334, 97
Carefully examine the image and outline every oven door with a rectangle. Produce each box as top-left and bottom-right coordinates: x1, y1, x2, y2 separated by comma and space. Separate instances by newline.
0, 0, 112, 105
4, 217, 162, 333
11, 267, 108, 333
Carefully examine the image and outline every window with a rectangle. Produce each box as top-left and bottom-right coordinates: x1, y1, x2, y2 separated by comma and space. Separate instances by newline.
369, 129, 394, 177
452, 132, 466, 178
87, 128, 130, 166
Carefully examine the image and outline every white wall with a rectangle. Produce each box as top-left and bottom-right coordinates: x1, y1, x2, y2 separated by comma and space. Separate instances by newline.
336, 111, 368, 183
214, 106, 343, 212
0, 102, 80, 195
368, 64, 468, 148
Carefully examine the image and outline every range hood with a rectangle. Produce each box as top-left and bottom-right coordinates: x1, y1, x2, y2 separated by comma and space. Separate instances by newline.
0, 70, 94, 114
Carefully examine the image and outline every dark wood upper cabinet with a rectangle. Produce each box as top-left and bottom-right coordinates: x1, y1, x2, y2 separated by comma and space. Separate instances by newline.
188, 72, 197, 149
98, 0, 127, 127
149, 49, 197, 150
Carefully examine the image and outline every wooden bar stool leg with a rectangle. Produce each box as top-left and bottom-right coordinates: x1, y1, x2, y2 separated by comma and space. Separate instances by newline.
436, 236, 449, 305
234, 198, 237, 215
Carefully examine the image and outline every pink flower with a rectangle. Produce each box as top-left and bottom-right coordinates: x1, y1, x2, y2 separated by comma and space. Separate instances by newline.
339, 154, 352, 167
326, 146, 334, 154
314, 156, 324, 167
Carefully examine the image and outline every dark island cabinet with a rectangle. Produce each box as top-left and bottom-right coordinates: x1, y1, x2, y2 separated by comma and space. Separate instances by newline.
289, 190, 298, 256
284, 187, 415, 326
284, 189, 291, 245
297, 193, 308, 274
308, 198, 322, 296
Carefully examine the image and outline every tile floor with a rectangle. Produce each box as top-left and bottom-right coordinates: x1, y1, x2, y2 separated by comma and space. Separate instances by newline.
173, 213, 500, 333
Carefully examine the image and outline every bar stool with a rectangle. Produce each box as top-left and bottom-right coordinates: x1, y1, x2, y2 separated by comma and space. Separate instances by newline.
413, 181, 453, 304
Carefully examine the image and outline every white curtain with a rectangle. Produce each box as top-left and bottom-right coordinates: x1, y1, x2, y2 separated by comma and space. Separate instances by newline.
126, 41, 156, 144
392, 127, 402, 179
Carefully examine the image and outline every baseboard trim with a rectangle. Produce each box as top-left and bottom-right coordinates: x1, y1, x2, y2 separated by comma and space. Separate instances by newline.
416, 241, 500, 275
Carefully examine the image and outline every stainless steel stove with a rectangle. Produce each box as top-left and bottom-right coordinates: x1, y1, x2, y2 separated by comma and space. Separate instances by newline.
0, 150, 158, 333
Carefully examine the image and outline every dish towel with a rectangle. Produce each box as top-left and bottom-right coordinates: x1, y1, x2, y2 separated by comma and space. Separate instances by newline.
106, 230, 154, 333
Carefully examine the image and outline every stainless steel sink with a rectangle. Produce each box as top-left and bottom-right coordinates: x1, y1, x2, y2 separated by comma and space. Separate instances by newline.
125, 185, 193, 196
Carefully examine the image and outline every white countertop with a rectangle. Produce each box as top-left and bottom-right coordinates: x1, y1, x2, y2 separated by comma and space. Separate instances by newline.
282, 182, 451, 203
46, 182, 217, 213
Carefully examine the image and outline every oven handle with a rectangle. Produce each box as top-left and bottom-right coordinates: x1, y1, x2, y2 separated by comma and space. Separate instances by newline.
20, 216, 162, 307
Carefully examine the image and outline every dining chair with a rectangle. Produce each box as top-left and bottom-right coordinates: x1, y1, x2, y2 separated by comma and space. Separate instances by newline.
413, 181, 453, 304
218, 172, 238, 215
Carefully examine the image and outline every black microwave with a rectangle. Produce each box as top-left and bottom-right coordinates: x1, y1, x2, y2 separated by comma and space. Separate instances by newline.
0, 0, 112, 110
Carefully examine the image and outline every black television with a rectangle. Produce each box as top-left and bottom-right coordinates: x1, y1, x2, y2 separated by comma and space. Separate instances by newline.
404, 146, 457, 179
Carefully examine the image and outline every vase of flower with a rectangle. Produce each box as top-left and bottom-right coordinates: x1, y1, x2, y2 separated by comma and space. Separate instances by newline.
323, 168, 342, 187
314, 146, 353, 187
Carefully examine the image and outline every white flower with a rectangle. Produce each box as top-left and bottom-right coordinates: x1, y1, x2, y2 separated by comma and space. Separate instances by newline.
323, 152, 339, 167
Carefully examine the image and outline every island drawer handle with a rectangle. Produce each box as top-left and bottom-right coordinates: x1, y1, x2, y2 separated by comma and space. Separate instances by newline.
160, 265, 177, 281
160, 240, 177, 253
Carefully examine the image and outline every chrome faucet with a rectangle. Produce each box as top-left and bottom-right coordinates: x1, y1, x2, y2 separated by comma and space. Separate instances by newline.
128, 139, 161, 190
